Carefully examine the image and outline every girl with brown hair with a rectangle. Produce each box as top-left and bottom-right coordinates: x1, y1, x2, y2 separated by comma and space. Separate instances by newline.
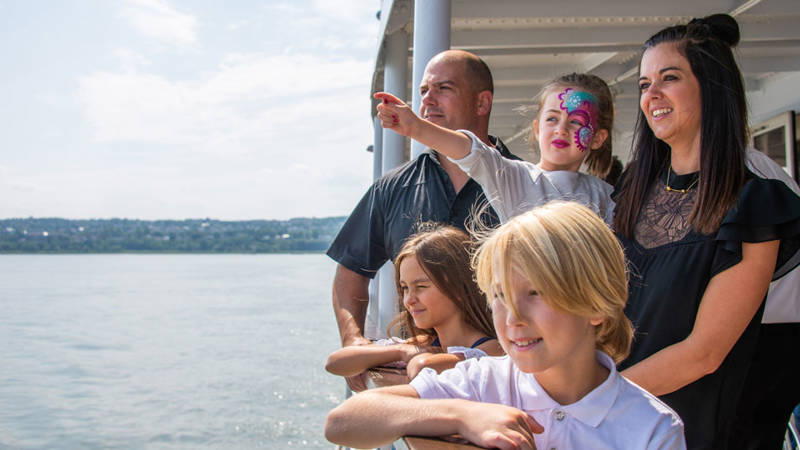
325, 224, 502, 385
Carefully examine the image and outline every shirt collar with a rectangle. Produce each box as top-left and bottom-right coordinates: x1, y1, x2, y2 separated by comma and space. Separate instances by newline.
518, 351, 621, 428
488, 135, 519, 160
426, 148, 442, 165
529, 164, 544, 183
562, 351, 621, 427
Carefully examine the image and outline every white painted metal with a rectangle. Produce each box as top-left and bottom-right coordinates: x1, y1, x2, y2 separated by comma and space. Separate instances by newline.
372, 28, 409, 341
382, 30, 410, 174
372, 116, 383, 182
364, 269, 381, 340
365, 118, 383, 338
372, 262, 396, 340
749, 72, 800, 126
410, 0, 451, 159
370, 0, 800, 165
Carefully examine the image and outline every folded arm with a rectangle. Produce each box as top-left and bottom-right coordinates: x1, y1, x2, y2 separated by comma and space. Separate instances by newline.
325, 385, 542, 450
406, 340, 504, 379
326, 342, 420, 377
406, 353, 465, 379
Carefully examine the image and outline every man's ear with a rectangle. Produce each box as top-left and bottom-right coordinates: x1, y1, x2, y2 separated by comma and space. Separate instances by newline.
476, 90, 493, 116
591, 129, 610, 150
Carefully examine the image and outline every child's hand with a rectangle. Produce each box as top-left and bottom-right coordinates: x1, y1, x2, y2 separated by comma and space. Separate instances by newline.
406, 352, 431, 379
345, 373, 368, 392
395, 343, 424, 362
405, 350, 457, 379
456, 402, 543, 450
374, 92, 419, 137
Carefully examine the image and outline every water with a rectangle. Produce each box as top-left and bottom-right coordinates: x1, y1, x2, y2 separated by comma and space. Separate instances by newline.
0, 254, 345, 449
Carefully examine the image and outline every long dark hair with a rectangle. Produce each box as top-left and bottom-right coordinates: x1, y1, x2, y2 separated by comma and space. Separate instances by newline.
388, 224, 494, 344
614, 14, 747, 236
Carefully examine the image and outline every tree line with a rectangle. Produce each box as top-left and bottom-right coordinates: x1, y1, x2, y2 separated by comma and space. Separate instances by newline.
0, 217, 347, 253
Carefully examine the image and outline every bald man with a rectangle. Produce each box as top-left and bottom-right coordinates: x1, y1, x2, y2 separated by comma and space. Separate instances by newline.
326, 50, 520, 390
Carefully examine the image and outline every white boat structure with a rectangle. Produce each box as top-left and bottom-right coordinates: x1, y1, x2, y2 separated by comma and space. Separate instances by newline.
363, 0, 800, 339
356, 1, 800, 448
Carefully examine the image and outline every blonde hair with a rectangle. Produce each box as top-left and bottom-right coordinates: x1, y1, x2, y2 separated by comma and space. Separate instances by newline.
389, 224, 495, 344
473, 201, 632, 363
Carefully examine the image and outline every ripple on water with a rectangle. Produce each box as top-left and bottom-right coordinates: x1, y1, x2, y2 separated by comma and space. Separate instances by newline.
0, 254, 345, 449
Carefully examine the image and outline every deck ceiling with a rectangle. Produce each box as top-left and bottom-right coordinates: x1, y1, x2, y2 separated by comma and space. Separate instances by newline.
372, 0, 800, 161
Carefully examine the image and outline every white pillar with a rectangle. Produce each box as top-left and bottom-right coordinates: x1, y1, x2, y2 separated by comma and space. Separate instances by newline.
364, 117, 385, 340
372, 116, 384, 182
382, 30, 409, 173
372, 264, 396, 339
410, 0, 451, 159
370, 29, 409, 340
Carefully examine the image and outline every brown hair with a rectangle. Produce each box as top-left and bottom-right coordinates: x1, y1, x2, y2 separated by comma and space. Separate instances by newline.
529, 73, 615, 179
614, 14, 747, 236
474, 202, 632, 363
389, 224, 495, 344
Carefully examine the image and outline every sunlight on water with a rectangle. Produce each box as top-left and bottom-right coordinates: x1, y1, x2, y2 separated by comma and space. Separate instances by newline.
0, 254, 344, 449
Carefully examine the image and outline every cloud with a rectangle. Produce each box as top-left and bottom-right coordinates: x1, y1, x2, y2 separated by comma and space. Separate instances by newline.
263, 0, 377, 53
112, 48, 152, 71
70, 51, 376, 219
2, 1, 382, 220
77, 53, 373, 151
312, 0, 373, 24
122, 0, 197, 47
0, 157, 372, 220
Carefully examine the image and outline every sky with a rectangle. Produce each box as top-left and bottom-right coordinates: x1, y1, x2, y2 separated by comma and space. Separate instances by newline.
0, 0, 379, 220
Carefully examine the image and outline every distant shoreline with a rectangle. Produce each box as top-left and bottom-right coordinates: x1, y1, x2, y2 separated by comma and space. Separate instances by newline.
0, 217, 346, 254
0, 250, 326, 254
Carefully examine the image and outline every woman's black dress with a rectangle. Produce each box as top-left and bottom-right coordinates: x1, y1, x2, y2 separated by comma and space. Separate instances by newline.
616, 170, 800, 449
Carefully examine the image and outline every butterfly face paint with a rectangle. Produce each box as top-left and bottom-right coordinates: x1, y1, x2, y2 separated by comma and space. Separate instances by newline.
557, 88, 599, 152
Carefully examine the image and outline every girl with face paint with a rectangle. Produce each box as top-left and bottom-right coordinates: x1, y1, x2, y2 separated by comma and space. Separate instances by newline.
374, 72, 616, 226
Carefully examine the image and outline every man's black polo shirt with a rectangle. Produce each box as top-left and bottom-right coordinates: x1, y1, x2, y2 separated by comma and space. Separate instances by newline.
327, 136, 520, 278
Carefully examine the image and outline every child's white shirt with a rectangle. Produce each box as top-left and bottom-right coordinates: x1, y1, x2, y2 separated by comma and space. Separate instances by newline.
451, 130, 615, 225
410, 351, 686, 450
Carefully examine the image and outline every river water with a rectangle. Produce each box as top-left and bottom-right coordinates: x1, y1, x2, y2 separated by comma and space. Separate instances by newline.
0, 254, 344, 449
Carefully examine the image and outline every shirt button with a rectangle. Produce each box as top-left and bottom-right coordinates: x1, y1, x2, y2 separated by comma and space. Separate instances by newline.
554, 410, 565, 421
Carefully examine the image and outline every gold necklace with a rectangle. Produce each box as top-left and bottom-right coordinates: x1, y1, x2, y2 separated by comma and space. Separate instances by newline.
665, 166, 699, 193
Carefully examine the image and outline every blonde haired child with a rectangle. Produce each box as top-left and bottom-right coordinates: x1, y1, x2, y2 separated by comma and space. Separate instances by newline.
376, 73, 616, 225
325, 225, 503, 384
326, 202, 685, 449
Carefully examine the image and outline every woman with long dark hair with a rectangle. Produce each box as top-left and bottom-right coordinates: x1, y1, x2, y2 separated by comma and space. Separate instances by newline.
613, 14, 800, 449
